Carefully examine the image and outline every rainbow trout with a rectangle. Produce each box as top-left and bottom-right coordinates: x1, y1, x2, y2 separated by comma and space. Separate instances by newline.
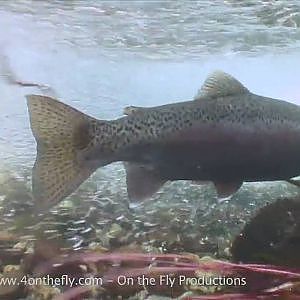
27, 71, 300, 211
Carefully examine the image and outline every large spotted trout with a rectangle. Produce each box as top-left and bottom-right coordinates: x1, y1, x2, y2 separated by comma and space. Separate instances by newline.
26, 71, 300, 211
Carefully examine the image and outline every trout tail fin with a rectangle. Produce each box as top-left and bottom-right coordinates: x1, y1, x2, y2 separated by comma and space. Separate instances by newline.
26, 95, 103, 212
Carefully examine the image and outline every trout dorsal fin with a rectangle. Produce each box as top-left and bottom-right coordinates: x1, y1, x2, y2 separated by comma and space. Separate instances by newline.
195, 71, 249, 99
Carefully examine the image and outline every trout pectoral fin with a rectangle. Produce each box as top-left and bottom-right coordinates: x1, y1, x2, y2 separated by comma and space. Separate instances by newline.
124, 162, 166, 202
214, 180, 243, 199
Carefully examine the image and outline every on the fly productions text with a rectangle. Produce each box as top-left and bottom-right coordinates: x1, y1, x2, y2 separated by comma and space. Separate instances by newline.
1, 274, 246, 288
117, 274, 247, 287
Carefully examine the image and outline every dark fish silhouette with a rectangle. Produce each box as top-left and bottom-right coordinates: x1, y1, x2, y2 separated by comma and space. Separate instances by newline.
26, 71, 300, 211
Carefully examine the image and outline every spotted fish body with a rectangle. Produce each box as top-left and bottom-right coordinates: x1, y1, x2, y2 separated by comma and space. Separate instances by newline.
26, 71, 300, 211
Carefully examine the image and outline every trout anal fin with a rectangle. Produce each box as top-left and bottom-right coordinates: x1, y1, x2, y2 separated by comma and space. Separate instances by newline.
124, 162, 166, 202
287, 178, 300, 188
214, 180, 243, 199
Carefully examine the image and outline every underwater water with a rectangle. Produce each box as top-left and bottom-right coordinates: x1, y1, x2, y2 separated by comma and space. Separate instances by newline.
0, 1, 300, 299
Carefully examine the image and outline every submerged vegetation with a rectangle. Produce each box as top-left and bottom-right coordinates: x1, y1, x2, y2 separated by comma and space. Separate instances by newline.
0, 168, 300, 299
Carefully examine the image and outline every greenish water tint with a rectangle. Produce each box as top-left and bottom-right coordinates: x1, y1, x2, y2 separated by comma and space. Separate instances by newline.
0, 0, 300, 259
1, 3, 300, 299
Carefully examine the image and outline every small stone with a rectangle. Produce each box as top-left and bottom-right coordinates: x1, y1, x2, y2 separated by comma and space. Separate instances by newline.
0, 231, 16, 242
30, 284, 60, 300
88, 242, 108, 253
0, 268, 26, 298
107, 223, 123, 239
13, 241, 28, 251
3, 264, 20, 273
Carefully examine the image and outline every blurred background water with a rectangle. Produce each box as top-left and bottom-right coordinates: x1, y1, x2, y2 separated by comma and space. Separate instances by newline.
1, 0, 300, 169
0, 0, 300, 255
